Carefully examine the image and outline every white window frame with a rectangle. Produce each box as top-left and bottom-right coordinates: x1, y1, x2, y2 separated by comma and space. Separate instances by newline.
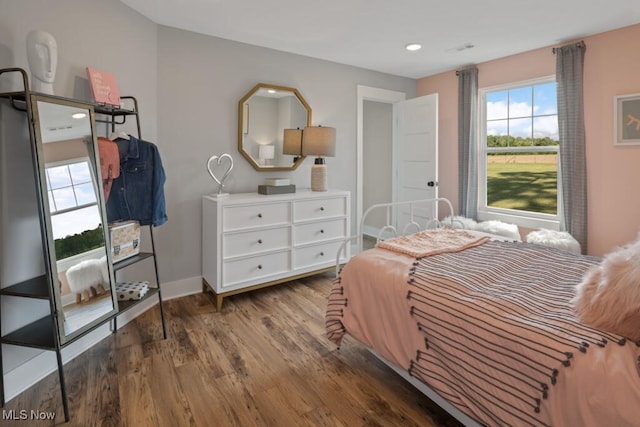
45, 156, 104, 248
46, 157, 98, 215
477, 76, 562, 231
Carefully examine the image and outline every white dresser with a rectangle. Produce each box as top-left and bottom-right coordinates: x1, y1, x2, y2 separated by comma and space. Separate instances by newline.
202, 189, 350, 309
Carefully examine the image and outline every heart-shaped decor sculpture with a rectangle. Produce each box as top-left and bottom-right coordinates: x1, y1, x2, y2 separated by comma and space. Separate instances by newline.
207, 153, 234, 194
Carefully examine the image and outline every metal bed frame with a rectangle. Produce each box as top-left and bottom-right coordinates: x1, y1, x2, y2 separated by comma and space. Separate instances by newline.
334, 197, 481, 427
336, 197, 458, 273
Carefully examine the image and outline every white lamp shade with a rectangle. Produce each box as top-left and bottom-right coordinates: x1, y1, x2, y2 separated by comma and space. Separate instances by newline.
302, 126, 336, 157
283, 129, 303, 155
258, 144, 275, 160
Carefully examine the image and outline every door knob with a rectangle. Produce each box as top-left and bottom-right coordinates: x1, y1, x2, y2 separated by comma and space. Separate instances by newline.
427, 181, 436, 187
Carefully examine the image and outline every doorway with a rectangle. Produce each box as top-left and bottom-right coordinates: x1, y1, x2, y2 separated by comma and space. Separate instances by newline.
363, 100, 393, 236
357, 86, 439, 240
356, 85, 405, 235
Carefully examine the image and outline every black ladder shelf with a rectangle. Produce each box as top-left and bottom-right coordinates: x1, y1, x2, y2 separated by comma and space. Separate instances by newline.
0, 67, 167, 422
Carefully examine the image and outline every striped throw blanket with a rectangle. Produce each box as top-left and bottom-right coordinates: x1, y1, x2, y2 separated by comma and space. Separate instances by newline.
406, 241, 625, 426
327, 239, 640, 426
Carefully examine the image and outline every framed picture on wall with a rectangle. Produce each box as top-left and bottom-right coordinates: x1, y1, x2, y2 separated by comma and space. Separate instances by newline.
614, 93, 640, 146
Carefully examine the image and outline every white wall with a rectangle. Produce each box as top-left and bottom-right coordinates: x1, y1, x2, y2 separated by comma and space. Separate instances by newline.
0, 0, 159, 400
0, 0, 415, 400
154, 25, 416, 286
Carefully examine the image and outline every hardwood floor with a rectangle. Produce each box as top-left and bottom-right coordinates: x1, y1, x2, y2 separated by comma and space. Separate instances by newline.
2, 273, 462, 426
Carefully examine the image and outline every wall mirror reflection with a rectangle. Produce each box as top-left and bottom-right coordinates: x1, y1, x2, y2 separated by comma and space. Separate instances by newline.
31, 95, 118, 343
238, 83, 311, 171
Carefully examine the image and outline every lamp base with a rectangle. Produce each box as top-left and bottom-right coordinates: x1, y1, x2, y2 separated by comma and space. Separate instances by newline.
310, 164, 328, 191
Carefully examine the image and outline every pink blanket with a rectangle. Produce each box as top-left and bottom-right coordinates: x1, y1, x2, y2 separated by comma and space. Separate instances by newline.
326, 239, 640, 426
376, 228, 489, 258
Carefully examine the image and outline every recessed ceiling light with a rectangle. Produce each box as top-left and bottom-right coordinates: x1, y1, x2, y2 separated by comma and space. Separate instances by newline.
71, 112, 86, 119
405, 43, 422, 52
267, 89, 276, 94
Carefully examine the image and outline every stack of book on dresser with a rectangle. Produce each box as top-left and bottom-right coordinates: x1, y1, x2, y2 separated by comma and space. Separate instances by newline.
258, 177, 296, 195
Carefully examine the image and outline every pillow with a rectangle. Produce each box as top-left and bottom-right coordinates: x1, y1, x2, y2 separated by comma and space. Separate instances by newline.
475, 220, 521, 241
572, 233, 640, 341
526, 229, 581, 254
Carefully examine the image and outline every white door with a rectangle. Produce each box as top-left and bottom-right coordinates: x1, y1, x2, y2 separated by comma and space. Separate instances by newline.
393, 93, 438, 233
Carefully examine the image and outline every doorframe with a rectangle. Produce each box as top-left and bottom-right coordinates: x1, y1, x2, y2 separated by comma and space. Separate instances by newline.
356, 85, 405, 233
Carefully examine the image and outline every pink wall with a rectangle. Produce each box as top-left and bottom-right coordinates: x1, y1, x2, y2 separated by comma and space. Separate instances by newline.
418, 24, 640, 256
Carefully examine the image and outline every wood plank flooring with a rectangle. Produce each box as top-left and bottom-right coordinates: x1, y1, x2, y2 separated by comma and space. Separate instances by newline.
2, 273, 462, 426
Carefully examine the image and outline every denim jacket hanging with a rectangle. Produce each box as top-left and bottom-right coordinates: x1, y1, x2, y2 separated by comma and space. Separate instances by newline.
106, 134, 168, 227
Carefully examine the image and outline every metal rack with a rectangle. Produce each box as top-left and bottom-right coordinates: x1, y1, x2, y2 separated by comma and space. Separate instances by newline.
0, 67, 167, 422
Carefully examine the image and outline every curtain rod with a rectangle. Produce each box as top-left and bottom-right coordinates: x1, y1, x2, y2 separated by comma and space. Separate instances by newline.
455, 66, 478, 76
552, 40, 585, 54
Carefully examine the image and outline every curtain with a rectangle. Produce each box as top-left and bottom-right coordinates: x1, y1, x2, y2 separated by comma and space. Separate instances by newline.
555, 42, 587, 253
457, 67, 478, 218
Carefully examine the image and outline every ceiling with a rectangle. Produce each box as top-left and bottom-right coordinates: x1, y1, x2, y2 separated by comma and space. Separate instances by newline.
36, 100, 92, 143
119, 0, 640, 79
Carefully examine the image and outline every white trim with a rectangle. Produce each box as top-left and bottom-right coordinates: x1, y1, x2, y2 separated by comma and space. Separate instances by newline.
477, 208, 560, 230
478, 76, 561, 229
480, 75, 556, 93
3, 325, 111, 402
2, 275, 203, 403
362, 224, 382, 240
356, 85, 405, 233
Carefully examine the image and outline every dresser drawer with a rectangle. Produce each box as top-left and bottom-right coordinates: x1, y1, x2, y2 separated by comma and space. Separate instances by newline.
294, 218, 346, 245
222, 251, 291, 288
223, 202, 291, 231
294, 241, 343, 270
293, 197, 346, 222
223, 226, 290, 258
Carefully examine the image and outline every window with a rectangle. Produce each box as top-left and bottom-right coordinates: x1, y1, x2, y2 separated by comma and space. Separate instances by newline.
478, 77, 560, 229
46, 160, 96, 214
46, 158, 103, 258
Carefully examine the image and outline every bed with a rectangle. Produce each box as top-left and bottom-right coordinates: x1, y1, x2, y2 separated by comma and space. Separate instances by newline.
326, 198, 640, 427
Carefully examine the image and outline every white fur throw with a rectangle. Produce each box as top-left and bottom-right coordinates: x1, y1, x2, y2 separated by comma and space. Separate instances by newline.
65, 257, 109, 293
526, 229, 581, 254
474, 220, 521, 241
442, 216, 520, 240
572, 234, 640, 341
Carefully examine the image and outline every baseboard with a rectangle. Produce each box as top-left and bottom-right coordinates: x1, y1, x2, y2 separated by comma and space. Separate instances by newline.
2, 275, 203, 403
362, 224, 381, 239
3, 324, 112, 403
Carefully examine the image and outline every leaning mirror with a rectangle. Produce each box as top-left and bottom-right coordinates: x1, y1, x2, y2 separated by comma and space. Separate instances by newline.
31, 95, 118, 344
238, 83, 311, 171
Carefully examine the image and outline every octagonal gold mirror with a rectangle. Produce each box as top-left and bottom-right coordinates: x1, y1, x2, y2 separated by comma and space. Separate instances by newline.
238, 83, 311, 171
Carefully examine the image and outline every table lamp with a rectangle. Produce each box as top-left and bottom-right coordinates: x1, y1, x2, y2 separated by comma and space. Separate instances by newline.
302, 126, 336, 191
283, 128, 303, 163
